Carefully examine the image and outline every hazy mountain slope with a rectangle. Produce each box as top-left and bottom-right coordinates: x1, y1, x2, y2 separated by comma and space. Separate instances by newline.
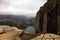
0, 15, 35, 22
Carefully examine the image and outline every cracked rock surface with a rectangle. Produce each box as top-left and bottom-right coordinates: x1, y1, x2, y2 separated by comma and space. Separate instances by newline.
0, 26, 60, 40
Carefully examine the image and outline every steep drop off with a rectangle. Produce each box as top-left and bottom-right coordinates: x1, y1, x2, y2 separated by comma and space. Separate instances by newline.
35, 0, 60, 34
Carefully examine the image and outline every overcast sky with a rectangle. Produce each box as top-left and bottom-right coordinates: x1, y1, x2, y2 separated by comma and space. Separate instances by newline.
0, 0, 47, 17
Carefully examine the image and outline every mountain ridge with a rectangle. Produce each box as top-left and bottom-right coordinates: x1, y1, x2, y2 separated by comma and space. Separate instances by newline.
0, 15, 35, 22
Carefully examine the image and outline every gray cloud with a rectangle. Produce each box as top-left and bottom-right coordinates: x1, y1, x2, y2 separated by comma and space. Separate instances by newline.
0, 0, 47, 17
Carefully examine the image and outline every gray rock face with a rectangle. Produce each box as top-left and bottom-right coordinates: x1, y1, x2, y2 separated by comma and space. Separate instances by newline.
34, 0, 60, 34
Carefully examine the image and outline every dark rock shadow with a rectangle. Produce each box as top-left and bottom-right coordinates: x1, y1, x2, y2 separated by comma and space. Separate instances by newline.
20, 32, 41, 40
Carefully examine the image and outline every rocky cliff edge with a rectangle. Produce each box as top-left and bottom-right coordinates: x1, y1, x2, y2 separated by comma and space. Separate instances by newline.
0, 25, 60, 40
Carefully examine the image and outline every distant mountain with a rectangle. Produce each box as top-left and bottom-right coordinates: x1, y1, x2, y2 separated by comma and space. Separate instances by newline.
0, 15, 35, 29
0, 15, 35, 22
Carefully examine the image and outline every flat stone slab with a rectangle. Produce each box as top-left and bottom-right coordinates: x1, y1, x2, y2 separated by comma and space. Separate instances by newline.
31, 33, 60, 40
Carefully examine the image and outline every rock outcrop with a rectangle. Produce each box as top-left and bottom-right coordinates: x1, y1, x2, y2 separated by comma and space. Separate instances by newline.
34, 0, 60, 34
0, 25, 23, 40
0, 25, 60, 40
31, 33, 60, 40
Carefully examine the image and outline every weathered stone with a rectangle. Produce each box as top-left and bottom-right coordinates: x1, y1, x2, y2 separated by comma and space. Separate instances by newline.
31, 33, 60, 40
0, 25, 23, 40
34, 0, 60, 34
0, 26, 60, 40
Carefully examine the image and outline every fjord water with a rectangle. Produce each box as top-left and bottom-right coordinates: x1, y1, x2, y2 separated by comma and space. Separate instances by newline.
25, 26, 35, 34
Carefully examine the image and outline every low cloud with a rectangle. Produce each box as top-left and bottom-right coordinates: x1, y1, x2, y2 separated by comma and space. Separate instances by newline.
0, 0, 47, 17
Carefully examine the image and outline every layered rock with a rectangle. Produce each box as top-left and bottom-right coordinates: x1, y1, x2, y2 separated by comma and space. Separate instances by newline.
34, 0, 60, 34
